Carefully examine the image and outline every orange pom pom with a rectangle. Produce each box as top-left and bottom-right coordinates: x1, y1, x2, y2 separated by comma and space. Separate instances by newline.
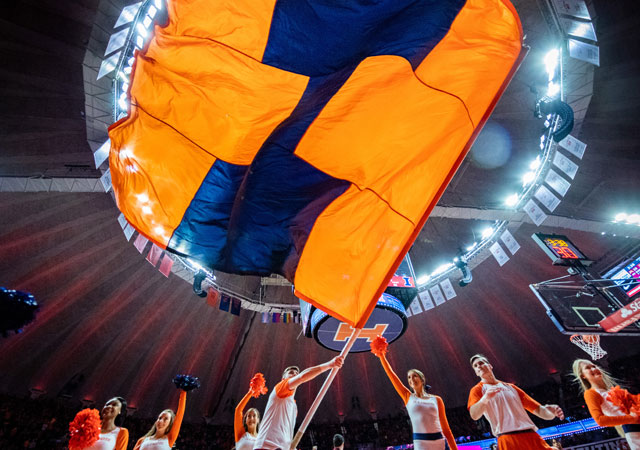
607, 386, 635, 414
630, 394, 640, 415
69, 408, 101, 450
370, 335, 388, 357
249, 373, 268, 398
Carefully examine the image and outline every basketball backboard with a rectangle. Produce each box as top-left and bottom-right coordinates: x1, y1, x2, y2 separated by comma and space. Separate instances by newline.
529, 276, 640, 336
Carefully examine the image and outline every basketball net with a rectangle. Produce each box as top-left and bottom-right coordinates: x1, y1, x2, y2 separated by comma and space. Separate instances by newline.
570, 334, 607, 360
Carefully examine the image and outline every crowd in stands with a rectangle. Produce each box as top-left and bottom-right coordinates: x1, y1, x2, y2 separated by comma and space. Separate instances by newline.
0, 354, 637, 449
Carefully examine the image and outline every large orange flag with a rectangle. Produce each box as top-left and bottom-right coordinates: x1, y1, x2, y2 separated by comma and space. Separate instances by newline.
109, 0, 523, 327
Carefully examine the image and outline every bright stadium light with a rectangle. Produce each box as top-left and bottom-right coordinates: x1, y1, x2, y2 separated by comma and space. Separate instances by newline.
417, 274, 430, 285
481, 227, 494, 239
544, 49, 559, 80
627, 214, 640, 224
433, 263, 453, 275
529, 157, 541, 170
547, 82, 560, 98
466, 242, 478, 251
614, 212, 627, 222
522, 171, 536, 185
505, 193, 519, 207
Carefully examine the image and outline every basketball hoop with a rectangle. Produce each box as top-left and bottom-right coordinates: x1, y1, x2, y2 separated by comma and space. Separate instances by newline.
570, 334, 607, 360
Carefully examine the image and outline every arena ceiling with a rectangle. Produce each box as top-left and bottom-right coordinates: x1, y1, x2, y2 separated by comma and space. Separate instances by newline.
0, 0, 639, 424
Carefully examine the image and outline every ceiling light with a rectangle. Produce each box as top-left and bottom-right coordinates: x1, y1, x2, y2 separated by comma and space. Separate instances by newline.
544, 49, 559, 80
433, 263, 453, 275
529, 157, 541, 170
481, 227, 494, 239
614, 213, 627, 222
505, 193, 519, 207
466, 242, 478, 251
522, 171, 536, 185
627, 214, 640, 224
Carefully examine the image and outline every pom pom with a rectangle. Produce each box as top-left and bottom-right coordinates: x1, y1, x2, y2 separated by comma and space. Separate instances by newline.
0, 287, 40, 337
631, 394, 640, 416
173, 374, 200, 391
370, 335, 388, 357
249, 373, 268, 398
607, 386, 635, 414
68, 408, 101, 450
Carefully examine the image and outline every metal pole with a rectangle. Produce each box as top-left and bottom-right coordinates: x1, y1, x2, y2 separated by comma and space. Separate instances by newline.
289, 327, 362, 449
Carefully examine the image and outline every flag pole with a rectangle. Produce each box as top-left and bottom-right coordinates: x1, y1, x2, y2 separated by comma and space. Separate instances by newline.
289, 326, 362, 450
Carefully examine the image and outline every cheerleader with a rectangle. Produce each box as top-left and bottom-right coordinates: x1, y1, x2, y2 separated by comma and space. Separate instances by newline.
234, 380, 263, 450
86, 397, 129, 450
572, 359, 640, 450
468, 354, 563, 450
133, 386, 189, 450
371, 338, 457, 450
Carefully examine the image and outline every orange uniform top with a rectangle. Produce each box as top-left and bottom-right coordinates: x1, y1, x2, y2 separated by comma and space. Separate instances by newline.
584, 388, 640, 427
379, 355, 457, 449
133, 390, 186, 450
467, 381, 540, 436
234, 391, 252, 442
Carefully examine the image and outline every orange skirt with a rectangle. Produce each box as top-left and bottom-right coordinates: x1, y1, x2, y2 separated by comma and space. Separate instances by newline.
498, 431, 552, 450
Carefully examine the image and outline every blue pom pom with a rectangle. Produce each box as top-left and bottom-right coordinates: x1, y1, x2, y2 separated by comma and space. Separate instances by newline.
0, 287, 39, 337
172, 374, 200, 391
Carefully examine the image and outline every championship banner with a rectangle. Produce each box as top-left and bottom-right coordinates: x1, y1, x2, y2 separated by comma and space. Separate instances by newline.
598, 297, 640, 332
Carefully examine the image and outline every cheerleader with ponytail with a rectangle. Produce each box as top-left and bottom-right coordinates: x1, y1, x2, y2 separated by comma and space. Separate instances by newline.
234, 373, 268, 450
370, 336, 457, 450
572, 359, 640, 449
133, 375, 199, 450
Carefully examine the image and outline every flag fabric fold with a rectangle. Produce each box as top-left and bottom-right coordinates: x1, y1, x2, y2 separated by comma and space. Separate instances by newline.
109, 0, 523, 327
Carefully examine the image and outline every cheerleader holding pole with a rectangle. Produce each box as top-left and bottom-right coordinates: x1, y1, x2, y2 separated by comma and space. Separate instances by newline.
234, 373, 268, 450
572, 359, 640, 449
133, 375, 199, 450
370, 336, 457, 450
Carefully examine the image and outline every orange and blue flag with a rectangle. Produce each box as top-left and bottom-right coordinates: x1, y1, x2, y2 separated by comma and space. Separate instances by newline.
108, 0, 523, 328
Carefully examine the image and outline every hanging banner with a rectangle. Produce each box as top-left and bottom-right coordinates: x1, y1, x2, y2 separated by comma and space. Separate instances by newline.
490, 242, 510, 266
419, 290, 435, 311
500, 229, 520, 255
117, 213, 127, 229
133, 233, 148, 253
158, 254, 174, 277
553, 152, 579, 179
94, 140, 110, 168
568, 39, 599, 66
524, 199, 548, 226
550, 0, 590, 20
440, 279, 457, 300
559, 135, 587, 159
545, 169, 571, 197
123, 223, 135, 241
146, 244, 162, 266
535, 185, 561, 212
429, 285, 446, 306
560, 18, 596, 42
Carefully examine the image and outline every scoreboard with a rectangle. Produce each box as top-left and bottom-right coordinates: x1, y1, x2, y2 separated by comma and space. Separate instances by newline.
532, 233, 592, 266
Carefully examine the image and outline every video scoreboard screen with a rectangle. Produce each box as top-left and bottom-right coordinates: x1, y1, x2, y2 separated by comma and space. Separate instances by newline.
606, 257, 640, 298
